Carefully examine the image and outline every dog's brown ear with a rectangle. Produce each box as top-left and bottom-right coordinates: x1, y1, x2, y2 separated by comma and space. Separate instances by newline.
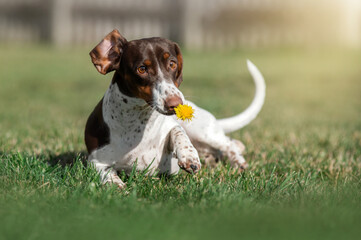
174, 43, 183, 87
90, 29, 127, 75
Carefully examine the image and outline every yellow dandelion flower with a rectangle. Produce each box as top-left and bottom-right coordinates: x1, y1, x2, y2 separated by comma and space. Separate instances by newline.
174, 104, 194, 121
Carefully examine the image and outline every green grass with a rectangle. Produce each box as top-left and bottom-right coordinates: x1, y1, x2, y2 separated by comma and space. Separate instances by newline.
0, 45, 361, 240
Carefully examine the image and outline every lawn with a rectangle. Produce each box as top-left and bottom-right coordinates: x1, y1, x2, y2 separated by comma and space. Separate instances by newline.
0, 44, 360, 240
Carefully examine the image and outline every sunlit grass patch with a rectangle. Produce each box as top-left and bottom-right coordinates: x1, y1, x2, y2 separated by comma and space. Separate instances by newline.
0, 46, 360, 239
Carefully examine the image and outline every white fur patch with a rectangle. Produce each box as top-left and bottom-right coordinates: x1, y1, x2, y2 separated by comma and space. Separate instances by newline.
89, 83, 182, 177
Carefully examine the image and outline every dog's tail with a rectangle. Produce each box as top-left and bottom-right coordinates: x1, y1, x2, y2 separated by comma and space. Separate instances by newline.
217, 60, 266, 133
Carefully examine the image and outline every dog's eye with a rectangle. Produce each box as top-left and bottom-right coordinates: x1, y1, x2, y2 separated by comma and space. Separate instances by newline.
169, 61, 177, 70
137, 66, 147, 74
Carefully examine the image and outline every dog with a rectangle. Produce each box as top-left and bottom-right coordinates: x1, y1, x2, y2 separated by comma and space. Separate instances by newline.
85, 29, 265, 189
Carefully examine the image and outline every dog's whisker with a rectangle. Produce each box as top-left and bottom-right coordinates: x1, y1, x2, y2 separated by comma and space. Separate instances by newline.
183, 96, 200, 101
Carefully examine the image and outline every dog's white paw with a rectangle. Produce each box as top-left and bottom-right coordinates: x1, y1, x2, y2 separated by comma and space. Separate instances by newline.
177, 146, 201, 174
104, 173, 127, 190
228, 154, 249, 172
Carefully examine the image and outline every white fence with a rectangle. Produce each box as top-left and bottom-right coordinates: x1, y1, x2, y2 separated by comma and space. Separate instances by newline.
0, 0, 360, 48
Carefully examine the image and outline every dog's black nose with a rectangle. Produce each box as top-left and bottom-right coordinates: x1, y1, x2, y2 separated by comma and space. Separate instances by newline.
190, 164, 198, 171
165, 96, 183, 112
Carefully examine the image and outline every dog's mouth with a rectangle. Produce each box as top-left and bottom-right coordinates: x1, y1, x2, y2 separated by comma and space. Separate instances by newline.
146, 100, 174, 116
154, 106, 175, 116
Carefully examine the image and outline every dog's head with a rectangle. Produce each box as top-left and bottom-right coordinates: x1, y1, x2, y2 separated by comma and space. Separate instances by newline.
90, 29, 184, 115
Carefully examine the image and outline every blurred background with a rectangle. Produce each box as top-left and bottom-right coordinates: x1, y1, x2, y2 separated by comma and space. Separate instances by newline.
0, 0, 360, 49
0, 0, 360, 153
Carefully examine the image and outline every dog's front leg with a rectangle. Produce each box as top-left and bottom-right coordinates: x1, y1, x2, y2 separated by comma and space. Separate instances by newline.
90, 159, 126, 189
170, 126, 201, 174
